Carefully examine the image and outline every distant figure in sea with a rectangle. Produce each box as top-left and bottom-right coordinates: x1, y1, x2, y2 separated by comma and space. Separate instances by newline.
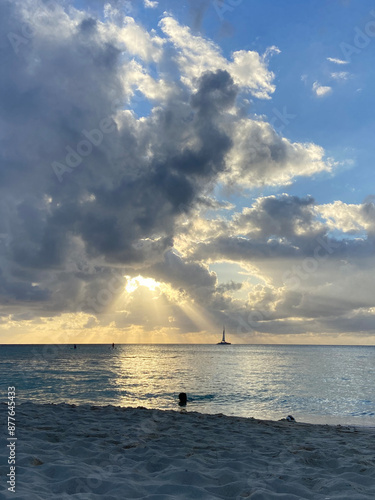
178, 392, 187, 407
73, 344, 76, 349
112, 343, 115, 349
280, 415, 296, 422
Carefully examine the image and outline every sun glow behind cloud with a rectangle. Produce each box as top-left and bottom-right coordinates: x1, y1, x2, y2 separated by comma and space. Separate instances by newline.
1, 1, 375, 345
125, 275, 161, 294
122, 275, 218, 342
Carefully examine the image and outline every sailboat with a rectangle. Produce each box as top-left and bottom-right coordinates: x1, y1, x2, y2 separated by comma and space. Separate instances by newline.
217, 326, 231, 345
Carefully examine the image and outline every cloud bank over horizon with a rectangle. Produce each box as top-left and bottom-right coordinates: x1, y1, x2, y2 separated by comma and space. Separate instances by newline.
1, 0, 375, 344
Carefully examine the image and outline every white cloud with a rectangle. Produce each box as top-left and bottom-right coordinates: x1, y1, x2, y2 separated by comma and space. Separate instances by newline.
159, 16, 278, 99
144, 0, 158, 7
263, 45, 281, 59
223, 119, 333, 188
327, 57, 349, 65
117, 16, 164, 62
122, 60, 175, 102
312, 81, 332, 97
330, 71, 350, 80
229, 50, 277, 99
317, 201, 373, 233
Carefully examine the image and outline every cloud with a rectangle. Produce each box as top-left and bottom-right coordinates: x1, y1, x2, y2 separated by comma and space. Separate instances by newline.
223, 119, 333, 188
327, 57, 349, 65
330, 71, 350, 80
144, 0, 158, 8
118, 16, 165, 62
0, 2, 242, 315
2, 1, 374, 342
178, 194, 375, 339
312, 81, 332, 97
159, 16, 278, 98
186, 195, 375, 265
232, 195, 319, 239
316, 201, 373, 234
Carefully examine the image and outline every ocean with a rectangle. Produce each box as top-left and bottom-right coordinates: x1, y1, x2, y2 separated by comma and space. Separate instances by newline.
1, 344, 374, 426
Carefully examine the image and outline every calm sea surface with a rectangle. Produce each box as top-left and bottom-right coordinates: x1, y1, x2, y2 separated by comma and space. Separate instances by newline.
1, 344, 374, 426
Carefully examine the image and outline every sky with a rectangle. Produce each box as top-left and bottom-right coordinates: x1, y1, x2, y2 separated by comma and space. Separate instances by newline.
1, 0, 375, 344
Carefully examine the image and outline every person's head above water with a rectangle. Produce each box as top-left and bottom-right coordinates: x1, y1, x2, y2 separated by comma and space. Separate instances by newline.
178, 392, 187, 406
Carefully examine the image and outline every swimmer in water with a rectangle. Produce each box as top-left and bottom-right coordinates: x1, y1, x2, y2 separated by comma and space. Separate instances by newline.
178, 392, 187, 406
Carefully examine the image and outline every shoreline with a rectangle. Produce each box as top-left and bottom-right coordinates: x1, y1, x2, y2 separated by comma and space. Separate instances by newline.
6, 400, 375, 429
2, 343, 375, 346
1, 402, 375, 499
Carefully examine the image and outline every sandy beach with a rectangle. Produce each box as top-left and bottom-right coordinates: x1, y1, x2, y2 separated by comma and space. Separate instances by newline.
1, 402, 374, 499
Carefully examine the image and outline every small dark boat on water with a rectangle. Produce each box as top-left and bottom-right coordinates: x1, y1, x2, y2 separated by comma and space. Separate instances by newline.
217, 326, 231, 345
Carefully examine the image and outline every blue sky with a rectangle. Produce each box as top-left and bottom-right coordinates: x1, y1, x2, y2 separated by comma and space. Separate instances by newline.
1, 0, 375, 344
98, 0, 375, 207
204, 1, 371, 204
137, 0, 375, 205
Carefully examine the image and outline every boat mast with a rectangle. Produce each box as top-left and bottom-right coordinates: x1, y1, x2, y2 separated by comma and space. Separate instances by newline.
222, 326, 225, 342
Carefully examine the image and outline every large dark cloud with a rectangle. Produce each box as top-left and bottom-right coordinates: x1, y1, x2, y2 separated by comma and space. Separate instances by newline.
236, 195, 316, 239
0, 0, 237, 317
191, 194, 375, 264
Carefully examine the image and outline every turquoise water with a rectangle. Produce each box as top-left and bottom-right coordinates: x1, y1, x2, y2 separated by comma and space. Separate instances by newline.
1, 344, 374, 426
